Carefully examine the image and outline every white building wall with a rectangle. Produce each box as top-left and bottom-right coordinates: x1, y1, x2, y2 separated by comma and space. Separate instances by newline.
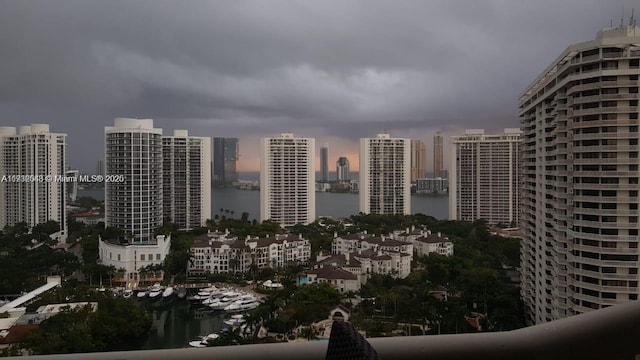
0, 124, 67, 240
449, 129, 521, 225
105, 118, 163, 242
260, 133, 315, 226
520, 25, 640, 324
99, 235, 171, 280
162, 130, 211, 229
360, 134, 411, 215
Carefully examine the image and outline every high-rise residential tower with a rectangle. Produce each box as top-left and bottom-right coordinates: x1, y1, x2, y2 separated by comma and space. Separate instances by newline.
105, 118, 163, 242
410, 139, 427, 182
520, 25, 640, 325
433, 132, 443, 178
260, 133, 315, 226
162, 130, 211, 229
336, 156, 350, 181
359, 133, 411, 215
96, 160, 104, 176
320, 143, 329, 182
449, 129, 521, 225
213, 137, 239, 186
0, 124, 67, 239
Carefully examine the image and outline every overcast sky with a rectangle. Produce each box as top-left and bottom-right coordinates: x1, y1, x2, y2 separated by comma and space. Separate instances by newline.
0, 0, 633, 172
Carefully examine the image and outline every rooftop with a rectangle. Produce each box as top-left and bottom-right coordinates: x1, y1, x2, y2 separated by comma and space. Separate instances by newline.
307, 267, 358, 280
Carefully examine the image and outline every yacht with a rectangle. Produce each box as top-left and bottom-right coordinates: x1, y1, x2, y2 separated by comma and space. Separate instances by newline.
209, 294, 240, 310
223, 314, 246, 327
197, 286, 218, 297
162, 286, 174, 299
122, 289, 133, 299
148, 283, 163, 299
224, 297, 260, 313
188, 333, 219, 348
137, 291, 147, 298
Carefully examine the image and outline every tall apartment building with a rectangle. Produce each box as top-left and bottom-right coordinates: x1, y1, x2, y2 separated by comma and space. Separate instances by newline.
95, 160, 104, 176
260, 133, 315, 226
433, 132, 444, 178
162, 130, 211, 229
410, 139, 427, 182
449, 129, 521, 226
520, 25, 640, 324
320, 144, 329, 182
0, 124, 67, 238
336, 156, 350, 181
359, 134, 411, 215
105, 118, 163, 242
213, 137, 239, 186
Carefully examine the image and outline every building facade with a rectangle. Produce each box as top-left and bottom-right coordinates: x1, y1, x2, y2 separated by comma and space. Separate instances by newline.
99, 234, 171, 281
410, 139, 427, 183
260, 133, 315, 226
415, 177, 448, 195
449, 129, 521, 226
320, 144, 329, 182
213, 137, 239, 186
520, 25, 640, 324
433, 132, 444, 178
105, 118, 163, 242
162, 130, 211, 229
0, 124, 67, 239
359, 134, 411, 215
336, 156, 350, 181
331, 232, 413, 278
188, 232, 311, 275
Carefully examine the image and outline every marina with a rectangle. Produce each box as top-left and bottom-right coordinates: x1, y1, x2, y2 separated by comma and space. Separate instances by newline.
106, 283, 266, 349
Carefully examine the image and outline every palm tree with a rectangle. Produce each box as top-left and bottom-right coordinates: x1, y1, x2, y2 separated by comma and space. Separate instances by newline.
138, 266, 148, 284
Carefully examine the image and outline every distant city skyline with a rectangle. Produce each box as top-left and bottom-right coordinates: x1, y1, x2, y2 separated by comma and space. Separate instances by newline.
81, 129, 451, 176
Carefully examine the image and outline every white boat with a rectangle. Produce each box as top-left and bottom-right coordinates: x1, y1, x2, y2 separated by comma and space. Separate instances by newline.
223, 314, 246, 327
162, 287, 174, 298
188, 333, 219, 348
209, 298, 232, 310
220, 292, 242, 301
123, 289, 133, 299
201, 296, 218, 306
197, 286, 218, 297
224, 298, 260, 313
148, 283, 163, 299
137, 291, 147, 298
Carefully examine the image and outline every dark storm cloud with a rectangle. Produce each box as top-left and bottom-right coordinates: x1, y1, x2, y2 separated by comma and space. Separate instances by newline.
0, 0, 632, 170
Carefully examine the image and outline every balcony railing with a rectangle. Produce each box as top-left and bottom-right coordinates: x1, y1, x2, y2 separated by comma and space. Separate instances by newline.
15, 299, 640, 360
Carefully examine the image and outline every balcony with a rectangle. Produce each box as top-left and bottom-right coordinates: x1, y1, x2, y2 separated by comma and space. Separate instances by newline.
19, 300, 640, 360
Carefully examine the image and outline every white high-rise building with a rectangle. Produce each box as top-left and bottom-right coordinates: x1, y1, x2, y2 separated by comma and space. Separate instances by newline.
105, 118, 163, 242
449, 129, 521, 226
520, 25, 640, 325
0, 124, 67, 239
162, 130, 211, 229
359, 133, 411, 215
260, 133, 315, 226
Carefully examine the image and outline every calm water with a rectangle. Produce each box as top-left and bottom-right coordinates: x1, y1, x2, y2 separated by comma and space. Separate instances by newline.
141, 300, 226, 349
78, 187, 448, 221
